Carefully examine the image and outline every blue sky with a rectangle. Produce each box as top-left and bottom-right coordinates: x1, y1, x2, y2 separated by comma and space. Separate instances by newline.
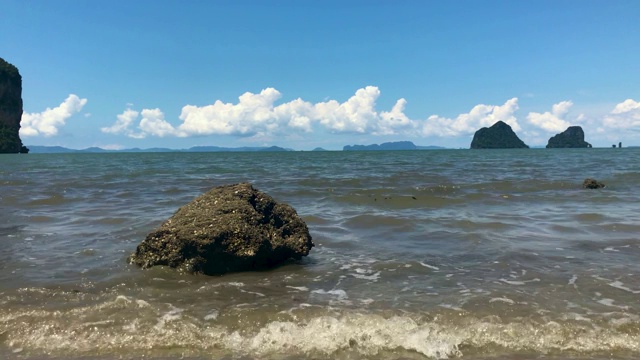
2, 0, 639, 150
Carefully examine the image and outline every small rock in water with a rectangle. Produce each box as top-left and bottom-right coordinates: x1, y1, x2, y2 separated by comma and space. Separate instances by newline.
129, 183, 314, 275
583, 178, 605, 189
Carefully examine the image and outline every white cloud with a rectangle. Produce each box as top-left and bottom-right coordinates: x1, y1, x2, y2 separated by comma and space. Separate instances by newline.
102, 107, 176, 138
378, 98, 413, 135
103, 87, 417, 139
99, 89, 528, 141
313, 86, 381, 133
139, 109, 176, 137
101, 108, 140, 137
419, 98, 520, 137
20, 94, 87, 137
526, 100, 573, 133
177, 88, 283, 136
603, 99, 640, 129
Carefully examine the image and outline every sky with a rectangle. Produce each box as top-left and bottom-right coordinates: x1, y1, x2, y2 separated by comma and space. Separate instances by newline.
1, 0, 639, 150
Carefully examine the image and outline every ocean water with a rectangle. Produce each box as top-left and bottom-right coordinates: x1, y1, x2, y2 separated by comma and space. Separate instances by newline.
1, 149, 639, 360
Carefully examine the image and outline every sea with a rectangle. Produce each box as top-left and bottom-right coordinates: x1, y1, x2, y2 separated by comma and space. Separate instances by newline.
1, 149, 639, 360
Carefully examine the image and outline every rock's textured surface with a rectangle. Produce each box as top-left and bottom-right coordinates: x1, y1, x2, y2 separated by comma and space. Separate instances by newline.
583, 178, 605, 189
129, 183, 314, 275
470, 121, 529, 149
0, 57, 28, 154
546, 126, 592, 148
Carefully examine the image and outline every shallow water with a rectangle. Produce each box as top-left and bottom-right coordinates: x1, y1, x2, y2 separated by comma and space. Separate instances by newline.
1, 149, 639, 359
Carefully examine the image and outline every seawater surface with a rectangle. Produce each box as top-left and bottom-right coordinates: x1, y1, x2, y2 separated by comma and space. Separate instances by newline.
1, 149, 639, 360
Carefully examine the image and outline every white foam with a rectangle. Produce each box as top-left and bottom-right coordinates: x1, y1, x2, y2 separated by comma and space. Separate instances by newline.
607, 280, 640, 294
286, 286, 309, 291
438, 303, 464, 311
311, 289, 348, 300
596, 298, 629, 310
500, 279, 525, 285
351, 271, 381, 281
204, 310, 219, 321
568, 275, 578, 287
115, 295, 131, 303
239, 289, 265, 297
154, 305, 184, 329
5, 307, 640, 358
489, 297, 515, 304
136, 299, 150, 307
500, 278, 540, 286
419, 262, 440, 270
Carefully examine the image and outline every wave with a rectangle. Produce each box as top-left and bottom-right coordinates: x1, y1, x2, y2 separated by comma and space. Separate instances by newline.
2, 294, 640, 359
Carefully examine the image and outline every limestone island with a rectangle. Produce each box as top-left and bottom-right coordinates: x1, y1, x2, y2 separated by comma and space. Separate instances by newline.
0, 57, 28, 154
546, 126, 592, 148
470, 121, 528, 149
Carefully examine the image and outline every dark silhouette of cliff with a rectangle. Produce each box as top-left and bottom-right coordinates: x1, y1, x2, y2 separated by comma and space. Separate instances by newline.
470, 121, 528, 149
0, 57, 28, 153
546, 126, 592, 148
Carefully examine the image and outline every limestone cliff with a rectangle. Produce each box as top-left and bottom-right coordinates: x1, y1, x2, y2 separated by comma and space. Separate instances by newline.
546, 126, 592, 148
0, 57, 28, 153
470, 121, 529, 149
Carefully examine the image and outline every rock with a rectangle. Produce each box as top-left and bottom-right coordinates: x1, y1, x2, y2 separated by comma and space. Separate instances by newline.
546, 126, 592, 148
470, 121, 529, 149
129, 183, 314, 275
0, 57, 28, 154
583, 178, 605, 189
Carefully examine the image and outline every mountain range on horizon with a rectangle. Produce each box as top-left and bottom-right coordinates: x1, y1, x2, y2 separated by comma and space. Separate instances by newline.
26, 141, 447, 153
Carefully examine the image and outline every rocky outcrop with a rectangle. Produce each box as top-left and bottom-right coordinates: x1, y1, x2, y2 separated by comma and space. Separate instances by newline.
129, 183, 314, 275
546, 126, 592, 148
0, 57, 28, 153
470, 121, 528, 149
583, 178, 605, 189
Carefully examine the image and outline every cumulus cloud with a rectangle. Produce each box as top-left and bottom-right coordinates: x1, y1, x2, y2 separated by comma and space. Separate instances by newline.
177, 88, 283, 136
139, 109, 175, 137
101, 108, 141, 137
526, 101, 573, 133
419, 98, 521, 137
102, 107, 176, 138
104, 86, 417, 138
101, 87, 525, 140
20, 94, 87, 137
603, 99, 640, 130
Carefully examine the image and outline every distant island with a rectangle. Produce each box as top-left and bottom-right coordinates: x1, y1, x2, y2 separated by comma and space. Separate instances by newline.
470, 121, 529, 149
28, 142, 447, 153
546, 126, 592, 148
27, 145, 295, 154
343, 141, 445, 151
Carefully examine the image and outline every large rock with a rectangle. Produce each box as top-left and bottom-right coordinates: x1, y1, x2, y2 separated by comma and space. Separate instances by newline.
129, 183, 314, 275
470, 121, 529, 149
583, 178, 605, 189
0, 57, 28, 154
546, 126, 592, 148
